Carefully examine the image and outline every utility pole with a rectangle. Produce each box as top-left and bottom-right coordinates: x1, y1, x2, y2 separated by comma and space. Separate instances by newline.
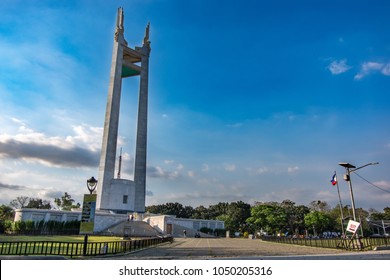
339, 162, 379, 249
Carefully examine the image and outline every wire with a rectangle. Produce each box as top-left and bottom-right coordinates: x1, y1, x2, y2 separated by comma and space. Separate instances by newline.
354, 171, 390, 194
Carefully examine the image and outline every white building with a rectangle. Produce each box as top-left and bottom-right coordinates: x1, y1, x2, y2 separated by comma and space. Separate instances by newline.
14, 209, 225, 237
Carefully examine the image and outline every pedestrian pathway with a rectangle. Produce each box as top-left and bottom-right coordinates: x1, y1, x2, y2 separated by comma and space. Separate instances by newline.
94, 237, 390, 260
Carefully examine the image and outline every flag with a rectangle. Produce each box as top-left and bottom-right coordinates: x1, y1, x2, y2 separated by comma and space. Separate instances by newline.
331, 174, 337, 185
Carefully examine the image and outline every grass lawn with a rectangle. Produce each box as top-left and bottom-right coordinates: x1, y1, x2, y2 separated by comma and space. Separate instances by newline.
0, 235, 124, 243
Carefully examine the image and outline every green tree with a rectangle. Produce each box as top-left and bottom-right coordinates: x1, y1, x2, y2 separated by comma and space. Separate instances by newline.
26, 198, 52, 209
145, 202, 194, 218
280, 200, 296, 234
280, 200, 310, 235
304, 211, 333, 236
214, 201, 251, 233
183, 205, 195, 218
369, 207, 390, 220
163, 202, 192, 218
355, 207, 370, 235
309, 200, 330, 212
329, 204, 346, 233
9, 196, 29, 209
0, 204, 14, 220
145, 204, 164, 214
384, 207, 390, 219
54, 192, 80, 211
228, 201, 251, 233
247, 202, 287, 235
368, 208, 386, 220
192, 205, 211, 220
189, 201, 252, 233
208, 202, 229, 219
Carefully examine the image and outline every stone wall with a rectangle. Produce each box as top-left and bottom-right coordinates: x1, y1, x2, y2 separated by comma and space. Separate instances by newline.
14, 208, 130, 233
144, 215, 225, 235
14, 208, 81, 223
14, 210, 225, 236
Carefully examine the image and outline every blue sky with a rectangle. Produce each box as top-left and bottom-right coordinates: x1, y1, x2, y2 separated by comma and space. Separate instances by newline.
1, 0, 389, 211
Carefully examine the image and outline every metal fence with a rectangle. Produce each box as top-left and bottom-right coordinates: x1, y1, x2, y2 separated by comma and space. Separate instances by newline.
0, 236, 173, 258
261, 236, 389, 250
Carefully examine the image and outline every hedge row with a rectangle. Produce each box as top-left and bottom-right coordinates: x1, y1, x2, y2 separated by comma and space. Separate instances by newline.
0, 220, 81, 235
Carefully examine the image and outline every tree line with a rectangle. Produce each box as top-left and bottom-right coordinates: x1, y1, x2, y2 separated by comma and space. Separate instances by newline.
7, 192, 80, 211
146, 200, 390, 237
0, 193, 82, 234
0, 192, 81, 222
1, 195, 389, 237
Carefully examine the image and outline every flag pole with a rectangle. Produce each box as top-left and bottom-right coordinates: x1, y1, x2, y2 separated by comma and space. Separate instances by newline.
334, 171, 346, 238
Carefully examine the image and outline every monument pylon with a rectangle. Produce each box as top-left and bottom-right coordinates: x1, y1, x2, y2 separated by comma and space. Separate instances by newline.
96, 7, 151, 213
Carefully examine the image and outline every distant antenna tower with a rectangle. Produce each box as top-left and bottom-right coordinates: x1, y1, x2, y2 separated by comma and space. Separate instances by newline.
117, 147, 122, 179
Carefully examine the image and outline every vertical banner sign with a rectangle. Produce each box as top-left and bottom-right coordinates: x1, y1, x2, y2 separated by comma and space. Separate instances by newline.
346, 220, 360, 233
80, 194, 97, 234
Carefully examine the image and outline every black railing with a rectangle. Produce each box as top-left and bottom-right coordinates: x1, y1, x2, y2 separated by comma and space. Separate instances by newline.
0, 236, 173, 258
261, 236, 389, 250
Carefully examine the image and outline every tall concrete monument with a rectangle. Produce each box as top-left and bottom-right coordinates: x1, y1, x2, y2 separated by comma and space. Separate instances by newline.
96, 7, 151, 213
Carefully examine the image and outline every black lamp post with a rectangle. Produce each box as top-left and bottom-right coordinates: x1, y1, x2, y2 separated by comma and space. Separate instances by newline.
339, 163, 357, 222
338, 162, 379, 222
339, 162, 379, 249
87, 176, 98, 194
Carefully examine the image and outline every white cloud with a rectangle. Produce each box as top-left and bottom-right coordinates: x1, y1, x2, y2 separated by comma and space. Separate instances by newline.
226, 123, 243, 128
0, 128, 70, 150
381, 64, 390, 76
373, 180, 390, 188
1, 122, 102, 152
247, 166, 271, 175
288, 115, 297, 121
65, 125, 103, 151
147, 166, 180, 179
163, 160, 184, 171
327, 59, 351, 75
224, 163, 236, 172
287, 166, 300, 174
201, 164, 209, 172
257, 167, 269, 174
10, 117, 26, 126
354, 61, 390, 80
0, 121, 100, 167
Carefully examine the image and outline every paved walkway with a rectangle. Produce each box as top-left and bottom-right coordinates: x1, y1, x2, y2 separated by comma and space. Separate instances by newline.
94, 238, 390, 260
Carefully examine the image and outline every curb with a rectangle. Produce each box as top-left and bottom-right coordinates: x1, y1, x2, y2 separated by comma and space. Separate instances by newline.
373, 246, 390, 251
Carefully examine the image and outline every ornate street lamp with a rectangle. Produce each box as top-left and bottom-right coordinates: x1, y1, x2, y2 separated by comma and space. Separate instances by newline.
87, 176, 98, 195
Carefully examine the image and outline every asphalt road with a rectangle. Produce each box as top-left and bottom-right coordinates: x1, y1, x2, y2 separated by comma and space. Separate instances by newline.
94, 237, 390, 260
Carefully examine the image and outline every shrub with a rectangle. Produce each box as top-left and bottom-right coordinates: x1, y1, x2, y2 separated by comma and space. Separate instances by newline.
214, 228, 227, 237
0, 220, 5, 233
5, 220, 81, 235
199, 227, 213, 234
3, 220, 13, 233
